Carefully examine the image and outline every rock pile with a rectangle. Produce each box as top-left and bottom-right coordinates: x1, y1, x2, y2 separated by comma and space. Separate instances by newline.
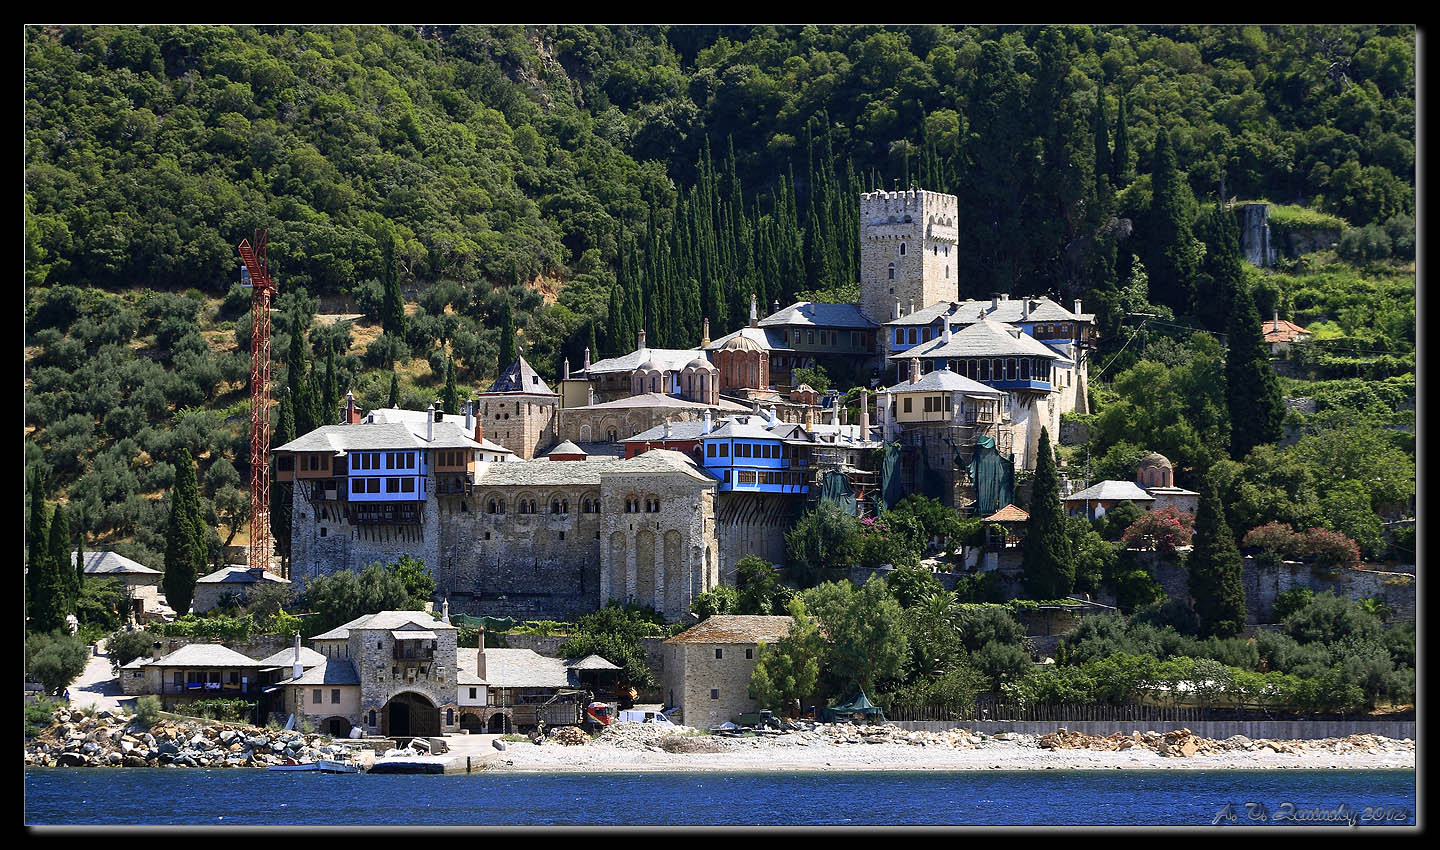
547, 726, 590, 746
593, 722, 708, 750
1030, 728, 1415, 758
24, 708, 354, 769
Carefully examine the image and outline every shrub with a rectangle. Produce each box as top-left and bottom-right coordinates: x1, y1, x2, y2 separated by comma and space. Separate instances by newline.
1242, 522, 1302, 561
1272, 588, 1315, 621
133, 695, 162, 728
26, 630, 90, 696
1112, 567, 1167, 614
1283, 591, 1383, 646
691, 585, 739, 619
1301, 528, 1362, 570
1120, 506, 1194, 555
26, 696, 60, 738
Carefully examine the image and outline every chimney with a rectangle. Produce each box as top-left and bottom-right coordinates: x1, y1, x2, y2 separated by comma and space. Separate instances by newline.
1274, 309, 1280, 332
909, 358, 920, 384
991, 292, 1000, 312
465, 400, 474, 434
476, 628, 486, 679
638, 328, 646, 351
909, 300, 915, 316
426, 403, 435, 441
999, 293, 1010, 302
1022, 299, 1031, 321
441, 598, 450, 625
749, 294, 758, 327
562, 358, 570, 381
151, 641, 164, 661
474, 412, 484, 446
768, 406, 778, 429
583, 347, 591, 372
840, 406, 848, 426
345, 391, 360, 425
587, 385, 595, 406
291, 633, 303, 682
893, 298, 901, 320
752, 398, 761, 414
942, 321, 952, 344
772, 299, 780, 314
701, 318, 711, 347
1073, 298, 1083, 316
664, 418, 672, 439
702, 409, 712, 435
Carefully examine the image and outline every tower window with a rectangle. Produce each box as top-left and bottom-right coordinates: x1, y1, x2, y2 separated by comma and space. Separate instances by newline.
899, 243, 906, 256
888, 265, 895, 280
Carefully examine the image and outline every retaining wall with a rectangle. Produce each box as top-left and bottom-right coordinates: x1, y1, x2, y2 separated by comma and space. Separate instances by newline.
890, 719, 1416, 740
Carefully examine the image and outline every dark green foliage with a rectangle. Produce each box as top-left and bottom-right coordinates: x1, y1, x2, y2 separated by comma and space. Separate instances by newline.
442, 357, 459, 416
801, 577, 908, 696
385, 554, 436, 604
955, 605, 1026, 653
690, 585, 739, 619
735, 555, 782, 615
885, 567, 944, 609
105, 628, 162, 675
1272, 587, 1315, 621
299, 563, 426, 637
1226, 286, 1285, 460
387, 372, 400, 409
559, 601, 671, 690
26, 630, 90, 696
161, 448, 207, 616
379, 232, 406, 339
496, 297, 515, 378
1282, 591, 1383, 646
784, 503, 860, 587
1193, 204, 1244, 333
271, 395, 295, 572
73, 577, 125, 634
971, 640, 1032, 690
1188, 471, 1246, 637
27, 475, 60, 630
1021, 429, 1073, 597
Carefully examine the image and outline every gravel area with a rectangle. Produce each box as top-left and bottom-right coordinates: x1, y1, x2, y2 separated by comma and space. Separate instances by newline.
486, 722, 1415, 773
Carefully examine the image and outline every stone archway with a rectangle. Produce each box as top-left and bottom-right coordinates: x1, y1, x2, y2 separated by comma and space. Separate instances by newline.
323, 715, 351, 737
487, 712, 510, 734
382, 691, 441, 738
459, 712, 486, 734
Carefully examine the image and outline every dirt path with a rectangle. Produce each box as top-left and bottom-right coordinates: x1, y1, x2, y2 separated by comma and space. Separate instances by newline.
66, 641, 130, 713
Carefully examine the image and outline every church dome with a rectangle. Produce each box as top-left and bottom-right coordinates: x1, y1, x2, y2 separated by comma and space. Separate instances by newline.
719, 334, 763, 352
637, 359, 661, 373
1138, 452, 1172, 469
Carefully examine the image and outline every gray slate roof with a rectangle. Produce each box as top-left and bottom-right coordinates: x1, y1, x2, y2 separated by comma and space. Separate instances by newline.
311, 610, 455, 640
704, 326, 792, 352
585, 347, 707, 375
278, 658, 361, 686
887, 296, 1087, 327
546, 440, 586, 456
471, 449, 716, 488
150, 643, 272, 668
257, 646, 328, 668
75, 550, 160, 575
459, 647, 573, 689
567, 654, 622, 671
758, 301, 877, 329
1063, 480, 1156, 503
274, 418, 484, 454
879, 367, 1005, 396
892, 318, 1064, 361
487, 356, 556, 395
196, 566, 291, 585
704, 416, 811, 442
565, 392, 745, 412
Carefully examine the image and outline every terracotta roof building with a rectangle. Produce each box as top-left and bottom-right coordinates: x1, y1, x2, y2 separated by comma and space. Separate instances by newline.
663, 615, 794, 728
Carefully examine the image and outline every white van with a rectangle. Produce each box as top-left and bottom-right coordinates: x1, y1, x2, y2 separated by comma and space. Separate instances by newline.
617, 709, 675, 726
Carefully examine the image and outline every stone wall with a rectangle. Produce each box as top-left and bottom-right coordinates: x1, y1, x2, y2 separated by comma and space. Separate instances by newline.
859, 189, 960, 325
665, 641, 764, 729
1129, 551, 1416, 625
714, 492, 798, 576
557, 405, 707, 446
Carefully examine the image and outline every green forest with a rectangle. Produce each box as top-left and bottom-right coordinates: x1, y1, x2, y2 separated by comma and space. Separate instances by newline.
25, 25, 1414, 576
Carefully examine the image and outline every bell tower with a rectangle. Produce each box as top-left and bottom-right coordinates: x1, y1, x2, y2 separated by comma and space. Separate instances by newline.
859, 188, 960, 325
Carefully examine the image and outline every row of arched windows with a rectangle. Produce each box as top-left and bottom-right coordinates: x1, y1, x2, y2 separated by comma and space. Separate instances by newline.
623, 497, 662, 513
488, 495, 602, 515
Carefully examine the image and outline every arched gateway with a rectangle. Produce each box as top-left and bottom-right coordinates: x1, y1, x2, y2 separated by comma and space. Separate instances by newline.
382, 691, 441, 737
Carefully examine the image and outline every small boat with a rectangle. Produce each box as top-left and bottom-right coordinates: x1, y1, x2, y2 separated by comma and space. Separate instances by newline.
267, 759, 360, 774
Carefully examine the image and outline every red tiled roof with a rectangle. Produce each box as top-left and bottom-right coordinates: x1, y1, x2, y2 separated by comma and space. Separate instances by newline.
983, 504, 1030, 523
1263, 319, 1310, 343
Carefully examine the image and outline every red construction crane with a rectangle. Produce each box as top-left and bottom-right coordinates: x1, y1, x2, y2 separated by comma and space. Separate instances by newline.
237, 230, 276, 575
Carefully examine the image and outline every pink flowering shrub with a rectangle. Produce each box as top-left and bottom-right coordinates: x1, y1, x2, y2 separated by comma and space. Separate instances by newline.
1242, 522, 1303, 559
1302, 528, 1362, 571
1120, 506, 1194, 556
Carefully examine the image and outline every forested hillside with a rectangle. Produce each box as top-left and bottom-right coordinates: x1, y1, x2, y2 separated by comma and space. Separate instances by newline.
25, 25, 1415, 568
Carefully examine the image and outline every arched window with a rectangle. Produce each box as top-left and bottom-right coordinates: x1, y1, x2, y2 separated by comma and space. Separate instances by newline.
368, 710, 377, 727
607, 428, 618, 442
899, 242, 906, 255
888, 265, 895, 280
488, 500, 497, 514
446, 708, 454, 726
551, 500, 561, 514
460, 501, 468, 513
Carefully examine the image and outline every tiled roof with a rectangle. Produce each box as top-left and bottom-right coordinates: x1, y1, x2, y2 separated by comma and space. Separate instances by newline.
274, 418, 483, 454
983, 504, 1030, 523
278, 658, 360, 686
665, 615, 793, 645
624, 421, 711, 443
258, 646, 327, 668
76, 550, 160, 575
879, 367, 1005, 396
892, 318, 1064, 361
546, 440, 586, 456
486, 356, 555, 395
196, 566, 290, 585
150, 644, 272, 668
472, 450, 715, 487
758, 301, 877, 329
566, 654, 621, 671
566, 392, 723, 412
704, 416, 810, 441
1263, 318, 1310, 343
311, 614, 378, 642
459, 648, 573, 689
1063, 480, 1156, 502
586, 348, 707, 375
312, 610, 455, 640
901, 296, 1088, 326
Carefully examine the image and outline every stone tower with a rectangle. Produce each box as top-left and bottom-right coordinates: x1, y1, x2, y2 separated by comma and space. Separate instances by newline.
859, 189, 960, 325
478, 355, 559, 459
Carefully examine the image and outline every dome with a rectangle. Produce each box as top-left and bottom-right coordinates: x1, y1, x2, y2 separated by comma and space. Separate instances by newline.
1138, 452, 1172, 469
636, 359, 661, 373
685, 356, 716, 371
719, 334, 763, 352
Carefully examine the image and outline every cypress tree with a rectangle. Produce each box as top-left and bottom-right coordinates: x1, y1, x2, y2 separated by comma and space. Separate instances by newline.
605, 284, 624, 356
1113, 89, 1131, 186
380, 232, 405, 338
1021, 428, 1074, 598
73, 505, 86, 595
442, 356, 459, 415
496, 297, 516, 375
27, 477, 64, 632
1093, 87, 1112, 187
163, 448, 206, 616
1142, 131, 1199, 315
322, 348, 339, 426
587, 321, 598, 363
1193, 204, 1245, 333
1189, 469, 1246, 638
288, 310, 317, 435
49, 503, 76, 613
271, 396, 295, 574
1225, 286, 1284, 460
387, 372, 400, 409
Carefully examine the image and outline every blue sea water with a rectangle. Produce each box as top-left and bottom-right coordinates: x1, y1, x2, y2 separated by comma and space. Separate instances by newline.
25, 768, 1415, 826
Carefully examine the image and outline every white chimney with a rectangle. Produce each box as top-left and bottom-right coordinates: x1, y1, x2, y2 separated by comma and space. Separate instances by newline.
1022, 300, 1031, 321
476, 628, 486, 679
441, 598, 450, 625
1073, 299, 1083, 315
702, 409, 712, 435
909, 300, 915, 316
893, 298, 901, 320
749, 293, 758, 327
701, 318, 711, 347
942, 321, 952, 344
583, 347, 591, 372
991, 292, 1000, 312
1274, 309, 1280, 332
859, 388, 870, 437
664, 418, 672, 439
465, 400, 474, 434
562, 358, 570, 381
292, 633, 303, 682
767, 406, 777, 429
426, 403, 435, 441
638, 328, 646, 351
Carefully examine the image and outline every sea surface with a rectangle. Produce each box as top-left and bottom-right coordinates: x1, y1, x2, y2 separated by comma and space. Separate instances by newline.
26, 768, 1415, 826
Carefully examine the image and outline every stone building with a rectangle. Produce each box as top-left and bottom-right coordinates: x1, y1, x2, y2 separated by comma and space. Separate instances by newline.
191, 565, 291, 614
662, 615, 793, 728
1135, 452, 1200, 515
858, 189, 960, 327
74, 550, 162, 619
478, 356, 558, 460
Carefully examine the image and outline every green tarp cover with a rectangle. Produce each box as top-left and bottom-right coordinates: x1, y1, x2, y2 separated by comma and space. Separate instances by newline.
881, 441, 903, 509
821, 689, 887, 722
451, 614, 517, 632
967, 437, 1015, 517
818, 469, 858, 516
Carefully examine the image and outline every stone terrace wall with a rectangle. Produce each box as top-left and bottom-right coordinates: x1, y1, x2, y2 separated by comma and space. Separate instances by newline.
146, 635, 293, 661
892, 719, 1415, 740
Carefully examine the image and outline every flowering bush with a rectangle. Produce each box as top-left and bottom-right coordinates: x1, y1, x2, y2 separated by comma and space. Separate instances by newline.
1242, 522, 1303, 561
1302, 528, 1362, 571
1120, 506, 1194, 556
